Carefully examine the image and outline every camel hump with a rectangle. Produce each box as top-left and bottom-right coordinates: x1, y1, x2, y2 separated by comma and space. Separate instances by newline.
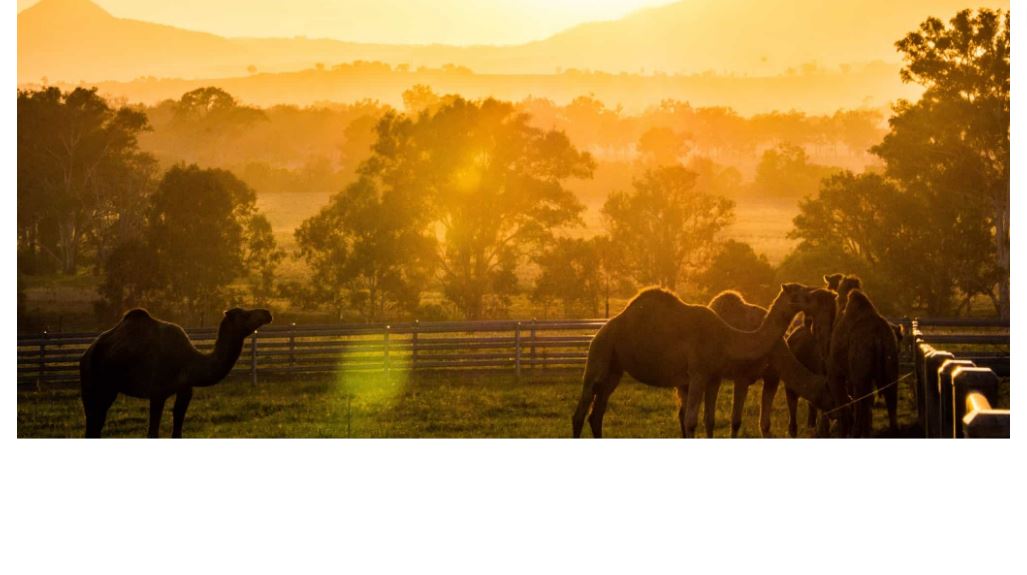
844, 289, 878, 317
627, 287, 681, 308
709, 289, 745, 307
122, 308, 153, 321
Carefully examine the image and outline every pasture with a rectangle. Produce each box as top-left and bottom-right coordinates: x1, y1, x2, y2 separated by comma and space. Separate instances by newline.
17, 369, 925, 438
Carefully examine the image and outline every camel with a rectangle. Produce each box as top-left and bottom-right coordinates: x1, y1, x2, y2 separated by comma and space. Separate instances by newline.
825, 273, 862, 315
79, 307, 273, 438
571, 283, 827, 438
826, 289, 900, 437
706, 289, 836, 437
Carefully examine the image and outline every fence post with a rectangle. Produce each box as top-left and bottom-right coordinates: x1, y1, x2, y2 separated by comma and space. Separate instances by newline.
412, 320, 419, 370
938, 359, 975, 438
952, 367, 1000, 438
384, 325, 391, 374
289, 322, 296, 369
251, 331, 258, 386
515, 322, 522, 379
38, 330, 47, 389
530, 319, 536, 372
923, 350, 954, 438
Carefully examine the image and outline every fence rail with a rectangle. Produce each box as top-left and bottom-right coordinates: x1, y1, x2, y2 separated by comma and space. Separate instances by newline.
911, 319, 1010, 438
18, 317, 1009, 390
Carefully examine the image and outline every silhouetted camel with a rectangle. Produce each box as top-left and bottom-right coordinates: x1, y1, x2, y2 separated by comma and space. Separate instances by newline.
571, 284, 827, 438
706, 289, 834, 437
79, 307, 272, 438
827, 289, 900, 437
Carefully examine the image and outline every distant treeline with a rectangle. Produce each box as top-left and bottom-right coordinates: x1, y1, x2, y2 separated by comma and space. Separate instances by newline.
134, 84, 884, 204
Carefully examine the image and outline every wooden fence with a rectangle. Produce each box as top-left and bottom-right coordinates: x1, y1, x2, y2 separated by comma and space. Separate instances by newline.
17, 319, 606, 388
18, 317, 1009, 395
911, 319, 1010, 438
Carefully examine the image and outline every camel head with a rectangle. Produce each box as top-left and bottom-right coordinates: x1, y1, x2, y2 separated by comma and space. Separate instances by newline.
823, 273, 845, 291
769, 283, 817, 321
219, 307, 273, 340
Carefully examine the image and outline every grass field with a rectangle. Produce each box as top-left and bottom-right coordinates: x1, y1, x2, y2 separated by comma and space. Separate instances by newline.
17, 369, 924, 439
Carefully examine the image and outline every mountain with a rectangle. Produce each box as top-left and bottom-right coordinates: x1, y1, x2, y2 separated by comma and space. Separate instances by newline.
19, 0, 1009, 83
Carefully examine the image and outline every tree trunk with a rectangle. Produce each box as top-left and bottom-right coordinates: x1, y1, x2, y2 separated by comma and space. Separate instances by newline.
995, 195, 1009, 319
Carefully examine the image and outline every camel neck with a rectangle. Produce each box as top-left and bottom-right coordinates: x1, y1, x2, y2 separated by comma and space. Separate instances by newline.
723, 302, 790, 361
770, 342, 831, 410
192, 326, 246, 387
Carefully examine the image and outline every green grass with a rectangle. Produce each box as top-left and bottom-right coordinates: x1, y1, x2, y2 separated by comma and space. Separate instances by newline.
17, 369, 923, 438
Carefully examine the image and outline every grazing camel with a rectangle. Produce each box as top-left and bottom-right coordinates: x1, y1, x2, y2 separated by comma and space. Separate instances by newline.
705, 289, 834, 437
571, 283, 824, 438
827, 289, 900, 437
79, 307, 273, 438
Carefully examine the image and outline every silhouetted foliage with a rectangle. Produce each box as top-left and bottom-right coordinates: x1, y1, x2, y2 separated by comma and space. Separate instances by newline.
17, 86, 154, 274
875, 8, 1009, 316
358, 97, 595, 319
97, 165, 278, 323
785, 8, 1009, 316
602, 165, 733, 292
752, 143, 840, 199
294, 176, 435, 321
698, 240, 776, 306
531, 237, 602, 318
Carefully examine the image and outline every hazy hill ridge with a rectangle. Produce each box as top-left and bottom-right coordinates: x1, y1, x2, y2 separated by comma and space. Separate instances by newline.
19, 0, 1009, 84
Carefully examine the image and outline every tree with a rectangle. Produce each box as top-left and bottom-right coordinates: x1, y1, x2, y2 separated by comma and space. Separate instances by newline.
751, 143, 840, 199
294, 177, 435, 321
637, 126, 689, 166
873, 9, 1009, 317
786, 171, 985, 315
244, 214, 284, 306
602, 165, 733, 292
362, 97, 594, 318
17, 87, 153, 274
165, 87, 267, 166
143, 165, 261, 320
697, 240, 777, 306
531, 237, 602, 318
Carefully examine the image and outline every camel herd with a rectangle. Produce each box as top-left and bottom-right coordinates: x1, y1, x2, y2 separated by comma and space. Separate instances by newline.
77, 272, 898, 439
572, 273, 902, 438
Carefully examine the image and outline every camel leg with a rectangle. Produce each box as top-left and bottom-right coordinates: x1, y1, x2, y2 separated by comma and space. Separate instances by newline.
83, 388, 117, 439
730, 380, 749, 438
675, 386, 688, 438
760, 374, 780, 438
588, 371, 622, 438
682, 373, 706, 438
785, 388, 800, 438
703, 378, 722, 438
148, 397, 166, 439
806, 403, 818, 432
172, 388, 193, 439
883, 384, 898, 433
573, 369, 603, 438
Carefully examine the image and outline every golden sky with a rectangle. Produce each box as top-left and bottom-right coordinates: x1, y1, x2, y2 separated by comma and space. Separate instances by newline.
16, 0, 677, 45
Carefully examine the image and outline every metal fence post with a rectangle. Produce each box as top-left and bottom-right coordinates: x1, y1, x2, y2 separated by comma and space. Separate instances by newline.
384, 325, 391, 373
515, 321, 522, 379
412, 320, 419, 370
38, 330, 47, 389
530, 319, 536, 372
289, 322, 296, 369
251, 331, 258, 385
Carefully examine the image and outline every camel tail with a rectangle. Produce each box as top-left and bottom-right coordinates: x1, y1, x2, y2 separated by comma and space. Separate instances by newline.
572, 323, 614, 437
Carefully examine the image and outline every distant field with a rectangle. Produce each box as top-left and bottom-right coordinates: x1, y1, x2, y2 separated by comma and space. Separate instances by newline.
18, 370, 922, 439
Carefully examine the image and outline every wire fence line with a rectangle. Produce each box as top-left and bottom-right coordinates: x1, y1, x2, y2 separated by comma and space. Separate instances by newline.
16, 317, 1008, 388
